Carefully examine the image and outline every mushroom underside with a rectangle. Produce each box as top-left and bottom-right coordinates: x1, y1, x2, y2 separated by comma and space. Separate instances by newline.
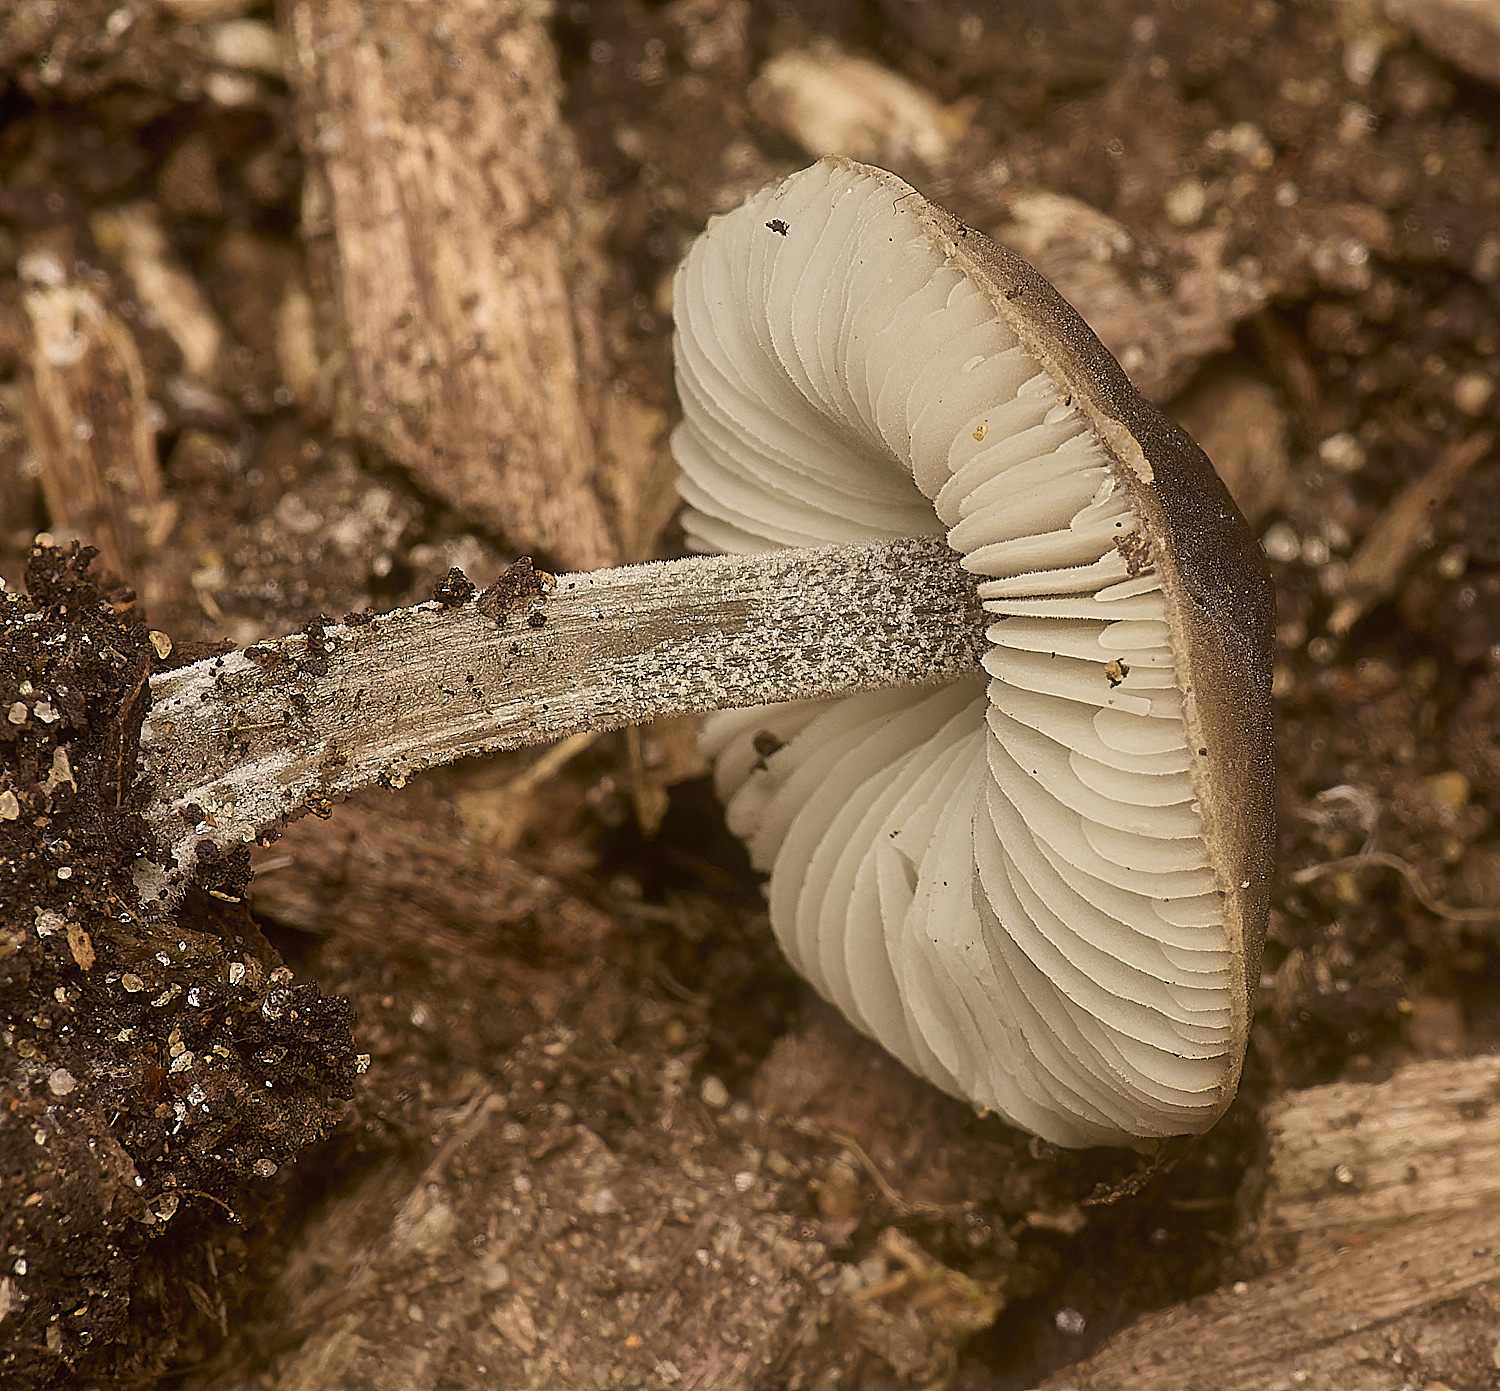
674, 159, 1261, 1147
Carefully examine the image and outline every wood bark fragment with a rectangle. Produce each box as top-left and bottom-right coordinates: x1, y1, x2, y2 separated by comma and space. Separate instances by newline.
1172, 372, 1289, 526
196, 982, 830, 1391
282, 0, 668, 569
18, 259, 169, 588
994, 193, 1267, 402
90, 203, 226, 382
1328, 429, 1495, 635
1038, 1057, 1500, 1391
1037, 1208, 1500, 1391
1250, 1054, 1500, 1265
248, 799, 615, 1016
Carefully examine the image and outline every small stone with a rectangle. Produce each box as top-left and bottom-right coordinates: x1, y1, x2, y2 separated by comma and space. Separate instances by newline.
252, 1158, 278, 1178
1318, 431, 1366, 473
205, 69, 259, 107
1055, 1307, 1087, 1335
1262, 522, 1301, 565
149, 630, 174, 659
7, 703, 27, 725
17, 251, 66, 288
699, 1075, 730, 1109
1226, 121, 1274, 169
34, 910, 63, 936
0, 791, 19, 820
121, 974, 145, 993
1343, 35, 1383, 85
1164, 178, 1206, 227
45, 748, 75, 792
32, 701, 58, 724
1437, 543, 1470, 580
47, 1069, 77, 1096
1454, 371, 1494, 416
204, 18, 284, 76
56, 867, 72, 881
481, 1260, 511, 1292
1421, 770, 1470, 808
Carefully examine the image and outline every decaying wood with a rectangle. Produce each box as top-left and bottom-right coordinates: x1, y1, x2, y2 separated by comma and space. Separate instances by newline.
282, 0, 672, 569
17, 255, 169, 588
1037, 1206, 1500, 1391
1328, 429, 1495, 635
1037, 1057, 1500, 1391
994, 193, 1267, 403
90, 203, 226, 383
1251, 1053, 1500, 1265
223, 803, 1045, 1391
203, 1090, 826, 1391
247, 798, 614, 1017
137, 536, 985, 897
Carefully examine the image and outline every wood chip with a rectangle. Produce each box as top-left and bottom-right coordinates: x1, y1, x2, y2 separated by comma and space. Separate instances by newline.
1039, 1056, 1500, 1390
995, 194, 1266, 402
1329, 430, 1494, 635
1254, 1054, 1500, 1263
282, 0, 673, 569
90, 203, 225, 382
18, 266, 165, 587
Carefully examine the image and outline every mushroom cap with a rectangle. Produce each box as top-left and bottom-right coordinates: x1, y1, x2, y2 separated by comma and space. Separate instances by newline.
672, 158, 1274, 1147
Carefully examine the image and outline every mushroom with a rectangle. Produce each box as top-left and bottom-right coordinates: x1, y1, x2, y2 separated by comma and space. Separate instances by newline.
131, 158, 1272, 1147
675, 158, 1274, 1147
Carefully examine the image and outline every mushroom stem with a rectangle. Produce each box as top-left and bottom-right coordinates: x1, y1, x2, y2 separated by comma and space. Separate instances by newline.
139, 535, 985, 891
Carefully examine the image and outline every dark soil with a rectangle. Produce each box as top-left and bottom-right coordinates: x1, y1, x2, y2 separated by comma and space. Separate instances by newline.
0, 544, 361, 1386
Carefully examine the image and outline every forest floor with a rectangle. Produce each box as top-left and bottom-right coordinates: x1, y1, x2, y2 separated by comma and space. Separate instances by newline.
3, 2, 1500, 1389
